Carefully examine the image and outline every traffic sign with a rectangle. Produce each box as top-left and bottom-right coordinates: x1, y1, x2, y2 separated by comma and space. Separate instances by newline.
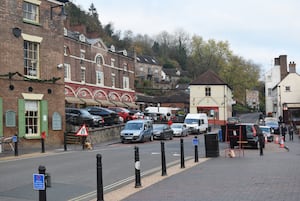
75, 124, 89, 136
33, 174, 45, 190
193, 137, 199, 146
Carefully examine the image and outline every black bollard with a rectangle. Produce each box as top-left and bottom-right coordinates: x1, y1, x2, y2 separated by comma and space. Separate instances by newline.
38, 165, 46, 201
194, 136, 199, 162
64, 132, 67, 151
161, 141, 167, 176
13, 134, 18, 156
180, 138, 185, 168
96, 154, 104, 201
134, 146, 142, 188
41, 138, 45, 153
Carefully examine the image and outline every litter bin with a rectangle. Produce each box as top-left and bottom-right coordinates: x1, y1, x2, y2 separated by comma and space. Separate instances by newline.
204, 133, 219, 157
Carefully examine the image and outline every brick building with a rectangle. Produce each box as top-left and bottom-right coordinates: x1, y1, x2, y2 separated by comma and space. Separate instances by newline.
0, 0, 67, 148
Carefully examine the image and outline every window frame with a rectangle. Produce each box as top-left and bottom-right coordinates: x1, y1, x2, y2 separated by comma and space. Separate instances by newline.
205, 87, 211, 96
24, 40, 39, 78
23, 0, 41, 24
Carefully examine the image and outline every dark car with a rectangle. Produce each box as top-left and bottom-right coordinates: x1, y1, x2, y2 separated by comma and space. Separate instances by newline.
227, 123, 264, 149
85, 106, 120, 126
65, 108, 104, 127
153, 124, 174, 140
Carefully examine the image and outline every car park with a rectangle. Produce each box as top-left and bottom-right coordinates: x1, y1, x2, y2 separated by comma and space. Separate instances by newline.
153, 124, 174, 140
171, 123, 189, 137
85, 106, 120, 126
120, 119, 153, 143
65, 108, 104, 127
259, 125, 274, 142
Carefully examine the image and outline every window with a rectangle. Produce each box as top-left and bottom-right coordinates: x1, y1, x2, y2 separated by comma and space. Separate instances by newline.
64, 46, 67, 56
64, 63, 70, 80
112, 73, 115, 88
123, 63, 128, 71
111, 58, 115, 67
25, 100, 39, 135
96, 56, 103, 66
205, 87, 211, 96
23, 0, 40, 23
24, 40, 39, 77
80, 50, 85, 59
123, 76, 129, 89
96, 71, 104, 85
268, 88, 272, 96
285, 86, 291, 92
81, 67, 86, 83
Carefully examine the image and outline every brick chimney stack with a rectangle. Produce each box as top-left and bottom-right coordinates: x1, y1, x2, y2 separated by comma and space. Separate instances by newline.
289, 61, 296, 73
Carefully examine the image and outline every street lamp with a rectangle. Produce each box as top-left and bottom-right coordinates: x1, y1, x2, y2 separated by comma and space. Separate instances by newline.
50, 1, 69, 20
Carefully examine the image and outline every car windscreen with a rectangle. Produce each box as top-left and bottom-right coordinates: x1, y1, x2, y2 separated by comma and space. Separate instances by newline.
184, 119, 198, 124
124, 123, 143, 130
171, 124, 182, 129
265, 122, 278, 128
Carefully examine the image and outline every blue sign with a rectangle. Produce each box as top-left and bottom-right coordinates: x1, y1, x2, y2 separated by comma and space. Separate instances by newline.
193, 138, 199, 146
12, 136, 17, 143
33, 174, 45, 190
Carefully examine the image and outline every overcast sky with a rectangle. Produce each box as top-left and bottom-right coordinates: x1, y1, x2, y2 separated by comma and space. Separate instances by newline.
73, 0, 300, 75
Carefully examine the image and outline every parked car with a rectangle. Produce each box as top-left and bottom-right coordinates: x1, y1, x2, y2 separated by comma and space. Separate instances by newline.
259, 125, 274, 142
171, 123, 189, 137
153, 124, 174, 140
228, 123, 264, 149
65, 108, 104, 127
108, 107, 136, 122
264, 118, 280, 134
85, 106, 120, 126
130, 109, 144, 119
120, 119, 153, 143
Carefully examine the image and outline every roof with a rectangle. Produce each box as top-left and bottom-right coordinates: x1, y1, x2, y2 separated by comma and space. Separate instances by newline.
136, 55, 160, 65
189, 70, 228, 86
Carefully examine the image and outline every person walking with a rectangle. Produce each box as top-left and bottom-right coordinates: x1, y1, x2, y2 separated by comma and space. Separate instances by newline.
258, 131, 264, 156
281, 123, 287, 142
288, 122, 294, 141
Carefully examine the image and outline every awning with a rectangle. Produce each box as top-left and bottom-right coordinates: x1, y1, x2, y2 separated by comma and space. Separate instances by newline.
79, 98, 99, 105
124, 102, 139, 109
95, 99, 116, 107
65, 97, 84, 104
111, 101, 128, 108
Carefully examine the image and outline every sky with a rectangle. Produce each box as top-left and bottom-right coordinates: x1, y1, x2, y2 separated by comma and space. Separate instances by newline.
72, 0, 300, 75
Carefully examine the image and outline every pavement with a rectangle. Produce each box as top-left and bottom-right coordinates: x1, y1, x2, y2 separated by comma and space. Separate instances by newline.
105, 137, 300, 201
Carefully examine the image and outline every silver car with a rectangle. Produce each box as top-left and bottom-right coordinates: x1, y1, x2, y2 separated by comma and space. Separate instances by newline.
171, 123, 189, 137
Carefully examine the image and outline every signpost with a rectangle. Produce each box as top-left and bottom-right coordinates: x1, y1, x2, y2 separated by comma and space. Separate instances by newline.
33, 174, 45, 191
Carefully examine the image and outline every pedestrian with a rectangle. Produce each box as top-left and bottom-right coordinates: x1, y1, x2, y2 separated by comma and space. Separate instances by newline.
281, 123, 287, 142
258, 131, 264, 156
288, 122, 294, 141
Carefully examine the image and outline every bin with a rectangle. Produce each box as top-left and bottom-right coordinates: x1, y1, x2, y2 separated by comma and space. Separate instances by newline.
204, 133, 219, 157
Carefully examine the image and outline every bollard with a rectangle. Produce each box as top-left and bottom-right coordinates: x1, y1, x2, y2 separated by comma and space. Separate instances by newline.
38, 165, 47, 201
161, 141, 167, 176
194, 136, 199, 162
96, 154, 104, 201
180, 138, 185, 168
134, 146, 142, 188
41, 131, 46, 153
64, 132, 67, 151
13, 134, 18, 156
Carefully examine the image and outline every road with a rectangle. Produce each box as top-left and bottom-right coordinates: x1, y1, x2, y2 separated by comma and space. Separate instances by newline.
0, 134, 212, 201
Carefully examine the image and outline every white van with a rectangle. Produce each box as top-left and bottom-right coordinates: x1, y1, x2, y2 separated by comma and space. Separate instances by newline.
184, 113, 208, 134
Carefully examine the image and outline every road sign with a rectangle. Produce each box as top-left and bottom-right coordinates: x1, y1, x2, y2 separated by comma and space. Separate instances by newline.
193, 137, 199, 146
33, 174, 45, 190
75, 124, 89, 136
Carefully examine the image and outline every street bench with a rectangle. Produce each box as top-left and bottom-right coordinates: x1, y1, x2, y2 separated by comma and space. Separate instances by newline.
0, 136, 15, 152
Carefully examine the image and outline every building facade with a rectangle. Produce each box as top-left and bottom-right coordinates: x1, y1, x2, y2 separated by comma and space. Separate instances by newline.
189, 70, 233, 125
63, 29, 137, 109
0, 0, 67, 147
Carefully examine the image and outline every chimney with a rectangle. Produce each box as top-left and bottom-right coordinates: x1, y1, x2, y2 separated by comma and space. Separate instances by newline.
289, 61, 296, 73
279, 55, 288, 80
